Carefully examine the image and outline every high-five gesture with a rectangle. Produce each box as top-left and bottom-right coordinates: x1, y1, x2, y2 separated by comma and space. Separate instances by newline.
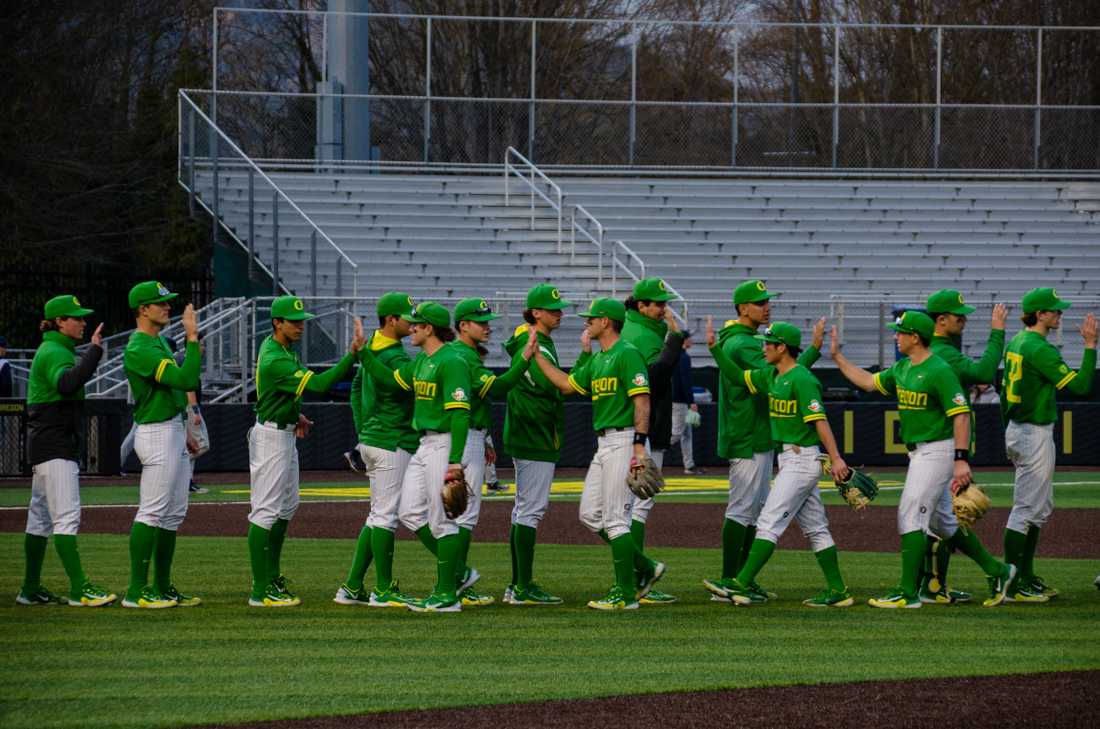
181, 304, 199, 341
90, 323, 104, 347
349, 317, 365, 353
705, 315, 716, 348
1079, 312, 1098, 348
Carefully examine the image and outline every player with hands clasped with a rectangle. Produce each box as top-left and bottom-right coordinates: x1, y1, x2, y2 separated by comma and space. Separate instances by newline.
358, 302, 476, 612
1000, 288, 1097, 602
122, 282, 203, 608
247, 296, 363, 607
831, 312, 1015, 609
18, 295, 115, 608
533, 298, 666, 611
703, 317, 854, 607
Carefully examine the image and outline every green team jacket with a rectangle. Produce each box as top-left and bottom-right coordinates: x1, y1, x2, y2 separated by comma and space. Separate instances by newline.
447, 339, 532, 431
350, 330, 419, 453
931, 328, 1004, 451
714, 321, 819, 459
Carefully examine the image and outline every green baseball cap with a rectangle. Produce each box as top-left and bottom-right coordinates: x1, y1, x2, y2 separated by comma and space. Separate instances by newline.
733, 279, 775, 305
526, 283, 573, 310
454, 298, 500, 323
888, 310, 935, 340
271, 295, 315, 321
926, 289, 975, 316
578, 298, 627, 322
377, 291, 415, 318
1021, 287, 1071, 314
404, 301, 451, 328
754, 321, 801, 349
128, 281, 179, 309
632, 277, 677, 302
44, 294, 93, 319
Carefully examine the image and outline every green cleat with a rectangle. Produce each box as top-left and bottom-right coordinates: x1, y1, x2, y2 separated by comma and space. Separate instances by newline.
748, 580, 778, 600
636, 560, 666, 600
16, 586, 65, 606
702, 577, 738, 599
122, 585, 177, 609
803, 588, 854, 608
407, 591, 461, 613
982, 564, 1017, 607
69, 582, 117, 608
369, 580, 417, 608
507, 583, 563, 605
868, 588, 921, 609
587, 585, 639, 611
333, 583, 371, 606
162, 585, 201, 607
727, 578, 765, 606
459, 588, 496, 607
249, 584, 301, 608
640, 588, 678, 605
1028, 575, 1059, 598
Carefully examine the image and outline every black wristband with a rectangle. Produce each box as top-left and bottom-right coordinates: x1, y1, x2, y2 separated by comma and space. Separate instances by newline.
633, 433, 648, 446
954, 449, 969, 463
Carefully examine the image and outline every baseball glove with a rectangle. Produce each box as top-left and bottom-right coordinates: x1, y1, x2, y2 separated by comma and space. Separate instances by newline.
833, 466, 879, 510
626, 456, 666, 499
186, 406, 210, 458
952, 483, 990, 528
441, 470, 470, 519
684, 409, 702, 428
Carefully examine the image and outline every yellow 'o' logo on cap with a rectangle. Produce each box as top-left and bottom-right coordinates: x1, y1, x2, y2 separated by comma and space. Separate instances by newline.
1052, 288, 1059, 299
72, 297, 81, 307
294, 299, 304, 311
480, 300, 487, 308
406, 296, 413, 306
958, 293, 965, 304
551, 289, 560, 300
756, 281, 766, 291
658, 280, 666, 291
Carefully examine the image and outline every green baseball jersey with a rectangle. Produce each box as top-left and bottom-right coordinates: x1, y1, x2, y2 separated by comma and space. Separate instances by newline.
27, 331, 86, 405
1001, 331, 1097, 425
714, 321, 820, 458
124, 332, 201, 424
567, 339, 650, 431
744, 364, 827, 447
351, 331, 419, 453
27, 331, 104, 465
621, 310, 667, 363
447, 340, 531, 431
930, 330, 1004, 387
873, 355, 970, 444
254, 335, 355, 428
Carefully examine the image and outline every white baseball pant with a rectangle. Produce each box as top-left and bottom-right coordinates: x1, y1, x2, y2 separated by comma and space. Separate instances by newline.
457, 428, 486, 530
898, 439, 957, 537
755, 445, 835, 552
357, 444, 413, 531
579, 429, 635, 540
248, 421, 300, 530
629, 446, 664, 524
1004, 421, 1056, 532
511, 459, 555, 528
670, 402, 695, 469
399, 432, 459, 539
134, 418, 191, 530
25, 458, 81, 537
726, 451, 773, 525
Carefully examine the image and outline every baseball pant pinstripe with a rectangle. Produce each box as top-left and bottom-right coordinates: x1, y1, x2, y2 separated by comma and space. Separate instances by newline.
133, 419, 190, 530
725, 451, 773, 525
512, 459, 555, 528
248, 421, 300, 530
579, 430, 635, 540
457, 428, 486, 529
755, 445, 834, 552
898, 439, 956, 537
1004, 421, 1056, 531
399, 432, 459, 539
357, 444, 413, 531
25, 458, 81, 537
629, 447, 664, 524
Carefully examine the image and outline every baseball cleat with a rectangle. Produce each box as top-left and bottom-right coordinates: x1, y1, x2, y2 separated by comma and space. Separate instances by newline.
333, 583, 371, 606
1028, 575, 1059, 598
342, 450, 362, 474
749, 580, 778, 600
507, 583, 564, 605
587, 586, 639, 611
270, 574, 291, 594
1095, 574, 1100, 590
502, 585, 516, 603
726, 578, 764, 606
369, 581, 417, 608
1005, 583, 1051, 604
868, 589, 921, 609
640, 588, 678, 605
982, 564, 1017, 607
16, 586, 65, 606
459, 588, 496, 607
249, 586, 301, 608
710, 594, 731, 603
162, 585, 201, 607
803, 588, 854, 608
702, 577, 737, 599
68, 582, 117, 607
122, 586, 178, 609
636, 560, 666, 600
484, 481, 509, 493
406, 591, 461, 613
456, 567, 480, 595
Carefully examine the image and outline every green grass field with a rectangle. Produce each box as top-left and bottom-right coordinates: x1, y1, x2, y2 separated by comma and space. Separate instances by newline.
1, 533, 1099, 729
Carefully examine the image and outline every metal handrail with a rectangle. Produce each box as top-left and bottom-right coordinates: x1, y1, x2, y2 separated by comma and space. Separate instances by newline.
504, 146, 563, 251
570, 205, 603, 284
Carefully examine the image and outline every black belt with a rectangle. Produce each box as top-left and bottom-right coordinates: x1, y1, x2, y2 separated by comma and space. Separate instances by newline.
596, 427, 631, 437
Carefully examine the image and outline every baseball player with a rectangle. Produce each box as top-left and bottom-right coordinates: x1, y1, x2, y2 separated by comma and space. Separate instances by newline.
500, 284, 578, 605
357, 302, 478, 612
703, 318, 853, 607
532, 297, 665, 611
248, 295, 363, 607
832, 311, 1015, 608
122, 282, 202, 609
447, 297, 536, 606
620, 277, 684, 604
707, 280, 823, 603
335, 292, 419, 608
1001, 288, 1096, 602
919, 289, 1007, 604
19, 294, 115, 607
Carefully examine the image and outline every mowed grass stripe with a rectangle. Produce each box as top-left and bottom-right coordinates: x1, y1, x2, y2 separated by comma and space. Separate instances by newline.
1, 534, 1098, 729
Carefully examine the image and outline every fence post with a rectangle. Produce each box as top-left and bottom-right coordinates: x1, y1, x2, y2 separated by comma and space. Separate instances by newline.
424, 17, 432, 163
877, 301, 886, 369
934, 27, 942, 168
832, 25, 840, 168
187, 105, 196, 216
629, 24, 637, 166
272, 192, 280, 295
211, 126, 220, 247
1034, 28, 1043, 169
732, 33, 739, 167
239, 301, 249, 403
528, 20, 536, 158
247, 168, 255, 283
310, 230, 318, 296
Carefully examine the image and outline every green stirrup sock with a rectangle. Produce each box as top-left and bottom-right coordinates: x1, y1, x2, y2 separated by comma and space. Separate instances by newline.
435, 533, 461, 597
515, 524, 537, 591
596, 529, 611, 545
415, 526, 438, 556
1022, 525, 1041, 580
721, 519, 748, 579
454, 527, 473, 583
813, 546, 846, 592
52, 534, 87, 598
1003, 527, 1028, 573
508, 524, 519, 586
736, 538, 775, 585
630, 519, 646, 550
372, 527, 396, 591
932, 537, 954, 590
153, 528, 177, 593
344, 526, 373, 590
22, 533, 48, 592
920, 537, 937, 588
741, 524, 757, 571
247, 523, 271, 598
900, 531, 928, 598
609, 534, 637, 596
950, 527, 1001, 577
127, 522, 158, 598
267, 518, 289, 578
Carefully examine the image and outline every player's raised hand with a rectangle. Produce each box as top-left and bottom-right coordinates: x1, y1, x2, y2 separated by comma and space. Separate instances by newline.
705, 315, 716, 347
350, 317, 365, 352
522, 326, 538, 360
991, 303, 1007, 330
828, 325, 841, 359
663, 305, 680, 333
90, 323, 104, 347
811, 317, 826, 349
580, 328, 592, 353
181, 304, 199, 341
1079, 312, 1098, 348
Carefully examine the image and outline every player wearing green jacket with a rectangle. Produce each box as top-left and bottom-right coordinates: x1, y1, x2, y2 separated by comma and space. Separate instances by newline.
247, 296, 362, 607
1001, 288, 1097, 602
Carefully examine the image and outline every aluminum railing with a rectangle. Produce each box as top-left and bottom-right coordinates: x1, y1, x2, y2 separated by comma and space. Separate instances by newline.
504, 146, 563, 249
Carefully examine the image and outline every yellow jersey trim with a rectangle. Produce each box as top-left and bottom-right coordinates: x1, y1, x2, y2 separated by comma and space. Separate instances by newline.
478, 375, 496, 399
873, 372, 890, 396
444, 401, 471, 410
567, 375, 588, 395
370, 330, 399, 352
295, 371, 314, 398
1055, 370, 1077, 390
154, 359, 173, 383
803, 414, 826, 423
393, 370, 412, 391
627, 386, 651, 396
743, 370, 757, 395
944, 405, 970, 417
